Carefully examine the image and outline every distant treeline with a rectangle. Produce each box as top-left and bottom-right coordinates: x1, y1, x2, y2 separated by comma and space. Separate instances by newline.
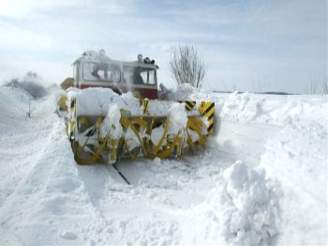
4, 72, 47, 99
213, 90, 297, 95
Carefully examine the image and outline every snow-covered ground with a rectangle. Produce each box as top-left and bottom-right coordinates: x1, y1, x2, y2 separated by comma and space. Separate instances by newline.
0, 85, 327, 246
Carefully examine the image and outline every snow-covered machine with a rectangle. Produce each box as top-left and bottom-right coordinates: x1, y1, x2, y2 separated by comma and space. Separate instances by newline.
59, 50, 215, 164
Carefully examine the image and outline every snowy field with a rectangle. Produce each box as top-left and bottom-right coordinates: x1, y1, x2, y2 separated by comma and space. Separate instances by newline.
0, 85, 327, 246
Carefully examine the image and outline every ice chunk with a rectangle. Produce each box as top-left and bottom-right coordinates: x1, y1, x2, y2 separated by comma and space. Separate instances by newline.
124, 128, 140, 150
151, 126, 166, 145
168, 103, 188, 134
100, 104, 123, 139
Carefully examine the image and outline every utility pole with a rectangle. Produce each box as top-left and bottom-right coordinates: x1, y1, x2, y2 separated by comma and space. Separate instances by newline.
26, 100, 31, 119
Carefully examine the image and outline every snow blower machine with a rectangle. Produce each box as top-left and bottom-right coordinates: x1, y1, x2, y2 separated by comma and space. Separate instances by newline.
58, 50, 215, 165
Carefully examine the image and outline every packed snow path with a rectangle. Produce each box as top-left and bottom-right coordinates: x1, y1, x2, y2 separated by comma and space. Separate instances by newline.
0, 86, 327, 246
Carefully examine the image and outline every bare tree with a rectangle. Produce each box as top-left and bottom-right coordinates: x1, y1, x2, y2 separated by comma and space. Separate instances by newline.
308, 81, 317, 94
321, 80, 328, 95
170, 45, 205, 88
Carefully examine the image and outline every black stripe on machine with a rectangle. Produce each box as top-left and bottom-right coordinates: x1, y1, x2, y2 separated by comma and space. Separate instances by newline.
207, 124, 214, 133
202, 102, 215, 116
208, 113, 215, 122
185, 101, 196, 111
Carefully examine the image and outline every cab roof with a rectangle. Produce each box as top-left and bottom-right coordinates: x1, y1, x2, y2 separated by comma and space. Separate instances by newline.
73, 50, 159, 70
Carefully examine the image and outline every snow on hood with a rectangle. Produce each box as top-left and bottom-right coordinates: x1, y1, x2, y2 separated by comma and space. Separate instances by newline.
67, 87, 199, 117
66, 87, 142, 116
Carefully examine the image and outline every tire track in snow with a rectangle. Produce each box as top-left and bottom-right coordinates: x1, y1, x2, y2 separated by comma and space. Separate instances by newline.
0, 114, 115, 245
0, 117, 64, 212
0, 113, 60, 207
215, 120, 280, 167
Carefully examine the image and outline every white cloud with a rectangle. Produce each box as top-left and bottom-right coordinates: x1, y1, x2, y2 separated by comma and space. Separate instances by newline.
0, 0, 81, 18
0, 22, 55, 51
0, 0, 326, 93
0, 53, 71, 85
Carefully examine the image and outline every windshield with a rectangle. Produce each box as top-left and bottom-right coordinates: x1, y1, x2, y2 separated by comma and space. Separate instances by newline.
83, 62, 121, 82
123, 66, 156, 85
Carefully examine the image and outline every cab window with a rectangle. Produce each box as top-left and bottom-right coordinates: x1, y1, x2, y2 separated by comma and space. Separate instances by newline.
140, 69, 156, 85
123, 66, 156, 85
83, 62, 121, 82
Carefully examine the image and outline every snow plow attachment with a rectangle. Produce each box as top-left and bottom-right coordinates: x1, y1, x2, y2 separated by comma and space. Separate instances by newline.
66, 89, 215, 164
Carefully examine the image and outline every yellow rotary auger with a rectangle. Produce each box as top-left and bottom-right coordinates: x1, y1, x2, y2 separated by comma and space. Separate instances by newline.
66, 92, 215, 165
57, 50, 216, 166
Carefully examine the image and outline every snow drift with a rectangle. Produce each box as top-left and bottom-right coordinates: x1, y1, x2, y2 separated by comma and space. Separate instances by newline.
0, 85, 327, 246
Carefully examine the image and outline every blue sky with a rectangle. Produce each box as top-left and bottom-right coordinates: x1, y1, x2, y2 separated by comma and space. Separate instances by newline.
0, 0, 326, 93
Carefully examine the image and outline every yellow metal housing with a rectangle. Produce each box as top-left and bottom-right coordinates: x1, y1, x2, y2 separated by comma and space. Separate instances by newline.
66, 98, 215, 164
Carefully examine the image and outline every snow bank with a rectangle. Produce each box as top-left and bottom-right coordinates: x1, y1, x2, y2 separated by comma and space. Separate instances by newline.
218, 161, 280, 245
0, 86, 33, 129
216, 92, 328, 245
220, 92, 264, 122
167, 84, 198, 101
218, 92, 328, 125
260, 120, 328, 245
189, 161, 280, 246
